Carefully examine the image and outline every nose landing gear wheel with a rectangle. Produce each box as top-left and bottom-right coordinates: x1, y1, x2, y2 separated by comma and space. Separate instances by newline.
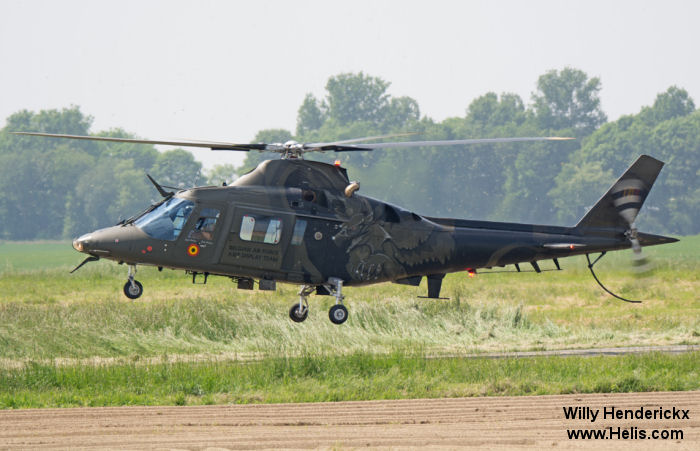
123, 280, 143, 299
289, 303, 308, 322
329, 304, 348, 325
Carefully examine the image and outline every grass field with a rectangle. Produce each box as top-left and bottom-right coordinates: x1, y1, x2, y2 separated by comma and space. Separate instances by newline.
1, 237, 698, 360
0, 237, 698, 408
1, 352, 698, 408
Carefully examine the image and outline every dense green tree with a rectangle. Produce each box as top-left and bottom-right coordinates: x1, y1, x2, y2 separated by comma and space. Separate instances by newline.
0, 153, 45, 239
296, 94, 326, 136
480, 70, 606, 223
548, 160, 614, 224
0, 142, 94, 239
254, 128, 294, 144
532, 67, 606, 135
436, 92, 576, 223
0, 107, 98, 239
645, 111, 700, 234
43, 144, 96, 237
67, 158, 153, 235
150, 149, 203, 189
237, 128, 294, 175
467, 92, 528, 127
206, 164, 238, 186
324, 72, 390, 126
380, 96, 420, 131
1, 71, 698, 240
429, 116, 510, 219
495, 138, 580, 224
96, 128, 159, 170
0, 107, 210, 239
551, 89, 699, 234
639, 86, 695, 125
0, 106, 97, 156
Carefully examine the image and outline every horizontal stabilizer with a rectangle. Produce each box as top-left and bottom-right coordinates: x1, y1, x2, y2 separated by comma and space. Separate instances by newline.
542, 243, 587, 249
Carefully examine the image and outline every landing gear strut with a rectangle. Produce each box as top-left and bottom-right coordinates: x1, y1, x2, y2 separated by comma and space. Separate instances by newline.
123, 264, 143, 299
287, 278, 348, 324
325, 277, 348, 325
289, 285, 313, 322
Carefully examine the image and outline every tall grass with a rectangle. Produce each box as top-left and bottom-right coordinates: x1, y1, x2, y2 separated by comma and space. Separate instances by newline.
0, 239, 698, 409
1, 352, 697, 408
0, 237, 698, 362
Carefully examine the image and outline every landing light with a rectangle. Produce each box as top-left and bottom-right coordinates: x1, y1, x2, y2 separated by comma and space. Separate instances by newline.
72, 233, 91, 252
334, 160, 341, 167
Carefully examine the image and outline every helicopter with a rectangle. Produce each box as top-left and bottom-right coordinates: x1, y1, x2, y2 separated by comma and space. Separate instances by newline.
13, 131, 678, 324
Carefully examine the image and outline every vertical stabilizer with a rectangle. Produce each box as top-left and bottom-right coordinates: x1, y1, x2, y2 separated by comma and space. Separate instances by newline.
576, 155, 664, 229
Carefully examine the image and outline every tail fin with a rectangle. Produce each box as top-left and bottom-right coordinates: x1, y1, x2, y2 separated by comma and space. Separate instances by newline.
576, 155, 664, 229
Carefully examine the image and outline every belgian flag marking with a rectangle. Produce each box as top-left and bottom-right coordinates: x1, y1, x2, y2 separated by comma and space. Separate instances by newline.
187, 243, 200, 257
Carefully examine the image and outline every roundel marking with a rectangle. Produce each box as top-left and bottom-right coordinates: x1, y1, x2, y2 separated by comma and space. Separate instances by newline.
187, 243, 200, 257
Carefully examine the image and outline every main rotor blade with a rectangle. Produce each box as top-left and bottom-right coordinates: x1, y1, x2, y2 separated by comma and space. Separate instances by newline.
356, 136, 574, 150
12, 132, 573, 155
306, 132, 418, 148
10, 132, 262, 151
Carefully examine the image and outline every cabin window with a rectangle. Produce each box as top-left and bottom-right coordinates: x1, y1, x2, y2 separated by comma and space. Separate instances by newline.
188, 208, 220, 241
239, 214, 282, 244
134, 197, 194, 241
290, 219, 307, 245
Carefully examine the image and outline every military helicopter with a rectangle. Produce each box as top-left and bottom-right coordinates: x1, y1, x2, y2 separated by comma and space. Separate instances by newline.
14, 131, 678, 324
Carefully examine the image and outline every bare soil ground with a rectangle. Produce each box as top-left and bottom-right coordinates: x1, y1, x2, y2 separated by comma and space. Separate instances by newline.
1, 391, 698, 450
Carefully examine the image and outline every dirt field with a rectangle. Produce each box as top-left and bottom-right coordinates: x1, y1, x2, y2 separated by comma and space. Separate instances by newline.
1, 391, 698, 450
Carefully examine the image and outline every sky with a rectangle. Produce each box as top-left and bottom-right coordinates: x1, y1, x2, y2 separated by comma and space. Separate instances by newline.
2, 0, 699, 169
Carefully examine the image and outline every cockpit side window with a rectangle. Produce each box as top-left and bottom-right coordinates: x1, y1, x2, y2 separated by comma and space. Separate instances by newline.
134, 198, 194, 241
239, 214, 282, 244
188, 208, 220, 241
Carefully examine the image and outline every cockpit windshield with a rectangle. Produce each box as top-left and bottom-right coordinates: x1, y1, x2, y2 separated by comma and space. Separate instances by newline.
134, 197, 194, 241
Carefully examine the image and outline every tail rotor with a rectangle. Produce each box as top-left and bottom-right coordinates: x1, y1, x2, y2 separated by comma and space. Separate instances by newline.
611, 178, 653, 274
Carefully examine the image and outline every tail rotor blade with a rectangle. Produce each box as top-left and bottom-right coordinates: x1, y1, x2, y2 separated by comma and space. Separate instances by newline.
631, 238, 653, 273
627, 232, 653, 274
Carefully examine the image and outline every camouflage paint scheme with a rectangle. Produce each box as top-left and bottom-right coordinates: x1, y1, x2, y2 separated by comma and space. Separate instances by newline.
74, 155, 676, 299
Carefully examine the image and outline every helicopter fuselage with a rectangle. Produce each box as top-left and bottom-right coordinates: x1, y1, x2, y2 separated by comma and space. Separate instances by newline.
14, 130, 677, 323
73, 159, 671, 295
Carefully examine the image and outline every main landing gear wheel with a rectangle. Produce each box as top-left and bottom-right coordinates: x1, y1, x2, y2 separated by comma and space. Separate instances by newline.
289, 303, 308, 322
329, 304, 348, 325
123, 280, 143, 299
326, 277, 348, 325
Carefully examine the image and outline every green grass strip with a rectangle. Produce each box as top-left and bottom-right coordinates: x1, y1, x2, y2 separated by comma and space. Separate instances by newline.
1, 352, 698, 409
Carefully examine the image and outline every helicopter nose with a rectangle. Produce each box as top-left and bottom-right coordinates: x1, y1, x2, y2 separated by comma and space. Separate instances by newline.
72, 234, 92, 253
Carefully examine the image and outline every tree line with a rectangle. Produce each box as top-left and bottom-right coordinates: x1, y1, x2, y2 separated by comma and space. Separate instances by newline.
243, 70, 698, 235
0, 109, 236, 239
0, 68, 697, 240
